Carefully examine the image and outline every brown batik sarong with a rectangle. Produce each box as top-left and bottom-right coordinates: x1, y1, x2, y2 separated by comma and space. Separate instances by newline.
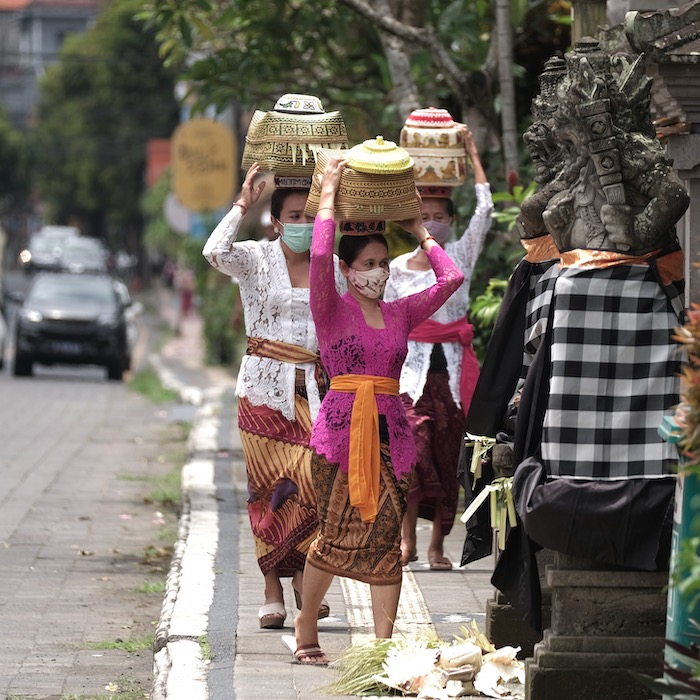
238, 390, 319, 578
307, 418, 411, 586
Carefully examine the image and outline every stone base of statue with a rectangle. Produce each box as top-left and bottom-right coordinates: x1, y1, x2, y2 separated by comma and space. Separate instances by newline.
525, 554, 666, 700
486, 549, 554, 658
486, 592, 549, 659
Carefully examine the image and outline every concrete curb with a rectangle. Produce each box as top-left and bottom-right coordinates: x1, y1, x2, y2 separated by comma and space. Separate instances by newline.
149, 356, 226, 700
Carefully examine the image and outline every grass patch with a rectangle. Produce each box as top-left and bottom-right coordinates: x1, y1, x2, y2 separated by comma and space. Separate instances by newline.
128, 366, 179, 404
133, 579, 166, 594
199, 634, 214, 662
145, 468, 181, 507
156, 525, 178, 542
53, 675, 149, 699
117, 473, 149, 482
86, 635, 153, 653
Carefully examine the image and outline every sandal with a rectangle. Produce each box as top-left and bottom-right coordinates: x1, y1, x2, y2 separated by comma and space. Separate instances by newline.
281, 634, 329, 666
428, 554, 453, 571
293, 588, 330, 620
258, 602, 287, 629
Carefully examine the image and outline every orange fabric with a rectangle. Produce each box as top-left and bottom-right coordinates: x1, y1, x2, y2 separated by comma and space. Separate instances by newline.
330, 374, 400, 523
560, 248, 685, 286
560, 248, 660, 269
520, 235, 560, 263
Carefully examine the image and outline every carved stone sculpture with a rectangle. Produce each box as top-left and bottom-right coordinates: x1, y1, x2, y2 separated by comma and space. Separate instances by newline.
520, 38, 689, 255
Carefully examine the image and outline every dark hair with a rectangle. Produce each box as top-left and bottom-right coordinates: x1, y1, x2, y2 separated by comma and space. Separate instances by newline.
338, 234, 388, 266
424, 197, 455, 218
270, 188, 309, 219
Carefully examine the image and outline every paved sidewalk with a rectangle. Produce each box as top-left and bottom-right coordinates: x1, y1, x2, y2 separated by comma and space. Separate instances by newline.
151, 296, 496, 699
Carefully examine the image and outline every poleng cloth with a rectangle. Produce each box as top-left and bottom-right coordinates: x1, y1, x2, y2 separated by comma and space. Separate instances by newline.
408, 317, 480, 416
330, 374, 400, 523
246, 337, 327, 394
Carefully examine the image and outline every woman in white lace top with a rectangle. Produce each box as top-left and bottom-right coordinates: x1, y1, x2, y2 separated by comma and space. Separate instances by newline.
383, 126, 494, 569
203, 163, 342, 630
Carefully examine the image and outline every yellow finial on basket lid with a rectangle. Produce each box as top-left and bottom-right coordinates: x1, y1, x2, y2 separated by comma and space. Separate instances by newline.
346, 135, 413, 174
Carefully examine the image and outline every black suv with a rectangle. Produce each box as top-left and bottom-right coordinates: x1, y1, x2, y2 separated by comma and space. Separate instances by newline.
13, 273, 130, 380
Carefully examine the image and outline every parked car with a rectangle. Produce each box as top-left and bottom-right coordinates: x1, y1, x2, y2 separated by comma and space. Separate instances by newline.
112, 278, 142, 369
59, 237, 109, 273
13, 272, 130, 380
18, 235, 64, 274
18, 226, 81, 274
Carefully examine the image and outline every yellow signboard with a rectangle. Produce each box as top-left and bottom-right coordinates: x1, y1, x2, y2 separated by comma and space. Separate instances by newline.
172, 119, 237, 212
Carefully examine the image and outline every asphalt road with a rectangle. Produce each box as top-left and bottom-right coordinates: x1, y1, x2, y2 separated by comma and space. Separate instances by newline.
0, 275, 184, 698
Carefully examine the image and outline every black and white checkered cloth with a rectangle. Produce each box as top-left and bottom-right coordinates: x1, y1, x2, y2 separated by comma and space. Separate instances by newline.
540, 263, 684, 480
519, 260, 559, 384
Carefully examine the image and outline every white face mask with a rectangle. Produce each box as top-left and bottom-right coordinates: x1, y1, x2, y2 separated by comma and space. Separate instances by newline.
347, 267, 390, 299
281, 222, 313, 253
423, 219, 452, 244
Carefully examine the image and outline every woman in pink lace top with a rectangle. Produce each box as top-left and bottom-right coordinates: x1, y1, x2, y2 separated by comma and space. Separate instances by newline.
288, 156, 464, 664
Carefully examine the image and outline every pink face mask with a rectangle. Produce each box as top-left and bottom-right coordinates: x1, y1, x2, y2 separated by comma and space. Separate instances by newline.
423, 219, 452, 244
348, 267, 390, 299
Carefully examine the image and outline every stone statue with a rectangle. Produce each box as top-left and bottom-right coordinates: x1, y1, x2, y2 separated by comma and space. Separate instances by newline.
491, 38, 690, 632
520, 39, 689, 254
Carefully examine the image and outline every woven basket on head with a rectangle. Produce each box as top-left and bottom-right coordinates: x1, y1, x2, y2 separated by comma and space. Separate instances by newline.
399, 107, 469, 188
241, 110, 349, 177
305, 147, 420, 227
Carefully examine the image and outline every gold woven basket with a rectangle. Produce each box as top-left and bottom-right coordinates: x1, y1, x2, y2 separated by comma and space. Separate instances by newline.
241, 109, 349, 177
304, 149, 420, 226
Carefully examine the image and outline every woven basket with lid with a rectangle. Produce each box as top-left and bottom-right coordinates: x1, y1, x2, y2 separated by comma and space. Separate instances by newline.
241, 94, 349, 178
399, 107, 469, 187
304, 142, 420, 227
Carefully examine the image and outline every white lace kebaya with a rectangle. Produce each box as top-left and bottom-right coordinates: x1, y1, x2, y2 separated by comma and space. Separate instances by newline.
383, 182, 494, 409
202, 204, 345, 421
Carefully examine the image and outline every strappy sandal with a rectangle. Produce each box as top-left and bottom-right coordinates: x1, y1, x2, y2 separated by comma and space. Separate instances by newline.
293, 587, 330, 620
281, 634, 329, 666
258, 602, 287, 629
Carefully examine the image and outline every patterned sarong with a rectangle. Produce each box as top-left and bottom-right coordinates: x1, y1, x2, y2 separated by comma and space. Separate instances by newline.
401, 373, 464, 536
307, 418, 410, 586
238, 392, 319, 577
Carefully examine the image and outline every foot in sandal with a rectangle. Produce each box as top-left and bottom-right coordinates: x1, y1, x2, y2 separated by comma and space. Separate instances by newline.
292, 587, 330, 620
281, 634, 329, 665
258, 602, 287, 629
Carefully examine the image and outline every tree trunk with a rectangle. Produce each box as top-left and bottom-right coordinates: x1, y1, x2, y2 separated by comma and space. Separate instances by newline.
375, 0, 421, 123
495, 0, 519, 178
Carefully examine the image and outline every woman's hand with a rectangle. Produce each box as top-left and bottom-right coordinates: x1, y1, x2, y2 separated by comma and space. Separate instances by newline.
395, 189, 432, 245
320, 157, 346, 195
235, 162, 267, 214
457, 123, 477, 158
316, 156, 347, 214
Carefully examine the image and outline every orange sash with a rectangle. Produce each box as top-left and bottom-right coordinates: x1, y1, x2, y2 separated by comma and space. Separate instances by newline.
330, 374, 400, 523
247, 337, 327, 393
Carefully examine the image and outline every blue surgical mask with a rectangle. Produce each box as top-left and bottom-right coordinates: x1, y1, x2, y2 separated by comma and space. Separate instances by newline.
423, 219, 452, 245
281, 223, 314, 253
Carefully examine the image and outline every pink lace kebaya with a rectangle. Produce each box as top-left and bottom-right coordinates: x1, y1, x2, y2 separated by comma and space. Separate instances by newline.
309, 216, 464, 479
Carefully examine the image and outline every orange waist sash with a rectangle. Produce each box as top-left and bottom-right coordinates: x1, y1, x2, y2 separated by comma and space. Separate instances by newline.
330, 374, 400, 523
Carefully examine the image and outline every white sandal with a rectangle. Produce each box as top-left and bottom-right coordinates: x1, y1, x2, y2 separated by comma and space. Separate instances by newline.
258, 602, 287, 629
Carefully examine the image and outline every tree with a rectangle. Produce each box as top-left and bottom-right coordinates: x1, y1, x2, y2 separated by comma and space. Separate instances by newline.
31, 0, 180, 260
141, 0, 570, 182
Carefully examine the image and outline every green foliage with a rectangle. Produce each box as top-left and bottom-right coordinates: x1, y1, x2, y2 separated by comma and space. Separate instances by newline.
0, 107, 30, 208
471, 278, 510, 329
30, 0, 179, 238
128, 366, 180, 404
200, 271, 246, 366
491, 181, 539, 231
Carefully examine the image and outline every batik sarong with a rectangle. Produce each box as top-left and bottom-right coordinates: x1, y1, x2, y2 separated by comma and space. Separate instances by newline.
401, 372, 464, 536
238, 391, 319, 577
307, 418, 411, 586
